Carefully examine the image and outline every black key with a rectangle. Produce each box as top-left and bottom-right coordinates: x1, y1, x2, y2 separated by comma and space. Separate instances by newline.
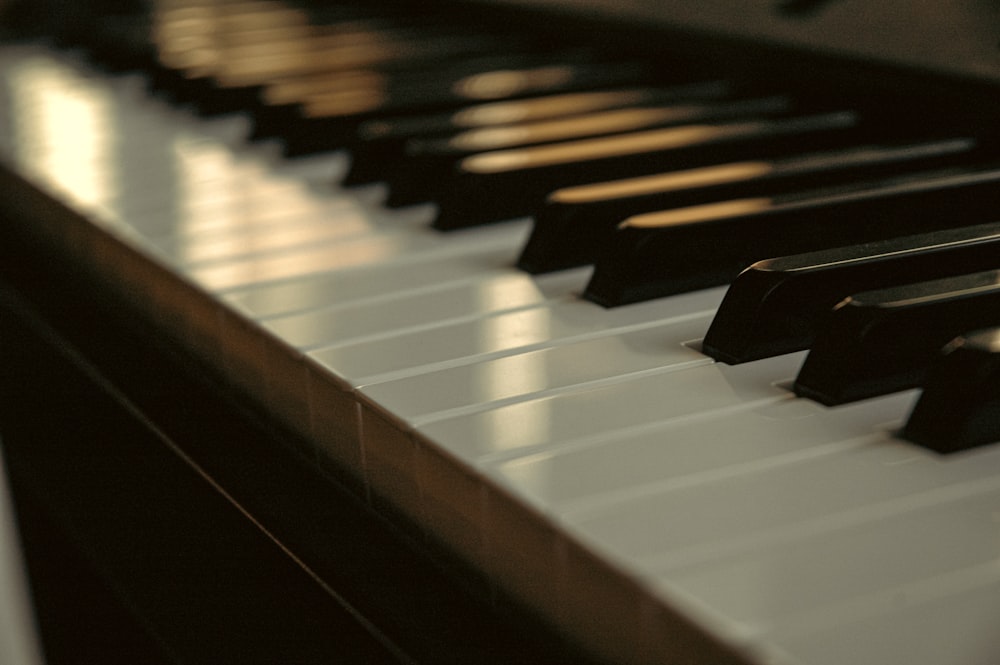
702, 222, 1000, 364
904, 328, 1000, 454
253, 52, 566, 148
197, 29, 514, 115
383, 95, 792, 206
149, 4, 385, 99
161, 16, 522, 113
432, 110, 862, 229
77, 11, 158, 72
276, 55, 654, 154
582, 164, 1000, 307
794, 270, 1000, 405
519, 138, 981, 274
344, 81, 732, 186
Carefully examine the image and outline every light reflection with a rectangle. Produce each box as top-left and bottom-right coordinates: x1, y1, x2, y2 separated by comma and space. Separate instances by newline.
481, 398, 552, 455
453, 66, 574, 100
8, 58, 116, 209
173, 206, 377, 266
622, 198, 773, 229
452, 89, 648, 127
475, 290, 553, 353
551, 162, 774, 204
169, 139, 246, 240
304, 84, 388, 117
166, 138, 365, 264
474, 283, 553, 416
451, 107, 694, 152
191, 235, 408, 292
475, 350, 551, 405
153, 2, 311, 78
463, 124, 725, 173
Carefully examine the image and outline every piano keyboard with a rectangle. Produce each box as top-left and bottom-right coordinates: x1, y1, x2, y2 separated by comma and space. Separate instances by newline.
2, 3, 1000, 663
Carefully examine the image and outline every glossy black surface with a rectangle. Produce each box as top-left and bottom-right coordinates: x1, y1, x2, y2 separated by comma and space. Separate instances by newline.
383, 94, 791, 207
703, 222, 1000, 364
343, 83, 732, 185
432, 110, 862, 229
794, 271, 1000, 405
583, 164, 1000, 307
519, 138, 982, 274
904, 328, 1000, 454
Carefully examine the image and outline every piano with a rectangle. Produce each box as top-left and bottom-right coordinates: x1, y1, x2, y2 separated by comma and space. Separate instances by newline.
1, 1, 1000, 663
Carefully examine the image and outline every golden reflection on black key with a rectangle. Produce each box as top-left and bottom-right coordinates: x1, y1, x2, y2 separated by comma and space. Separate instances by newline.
518, 137, 982, 273
582, 164, 1000, 307
344, 82, 732, 185
384, 95, 792, 206
279, 57, 652, 154
432, 110, 860, 228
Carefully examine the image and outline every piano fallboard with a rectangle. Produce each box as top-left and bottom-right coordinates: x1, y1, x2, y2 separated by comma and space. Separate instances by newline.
1, 16, 999, 665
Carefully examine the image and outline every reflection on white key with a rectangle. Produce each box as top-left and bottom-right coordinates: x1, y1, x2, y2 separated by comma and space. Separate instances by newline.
220, 243, 519, 317
312, 286, 723, 385
151, 204, 383, 266
361, 317, 713, 423
191, 222, 527, 292
262, 269, 583, 350
7, 57, 117, 209
418, 352, 803, 463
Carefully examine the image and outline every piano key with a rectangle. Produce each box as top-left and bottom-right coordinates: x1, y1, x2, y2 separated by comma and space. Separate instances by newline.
147, 3, 367, 96
383, 95, 794, 206
307, 286, 727, 385
662, 477, 1000, 635
769, 558, 1000, 665
148, 209, 408, 267
415, 351, 805, 463
583, 164, 1000, 307
519, 137, 982, 274
440, 96, 792, 153
201, 32, 525, 116
73, 10, 158, 72
259, 267, 588, 351
148, 5, 546, 118
148, 4, 431, 74
431, 110, 867, 229
247, 50, 576, 142
359, 320, 714, 423
187, 220, 529, 292
562, 422, 1000, 571
794, 270, 1000, 405
200, 26, 505, 85
490, 393, 914, 514
639, 448, 1000, 665
219, 242, 522, 317
306, 55, 650, 119
702, 222, 1000, 364
903, 327, 1000, 454
269, 55, 654, 154
343, 81, 734, 185
205, 18, 538, 101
